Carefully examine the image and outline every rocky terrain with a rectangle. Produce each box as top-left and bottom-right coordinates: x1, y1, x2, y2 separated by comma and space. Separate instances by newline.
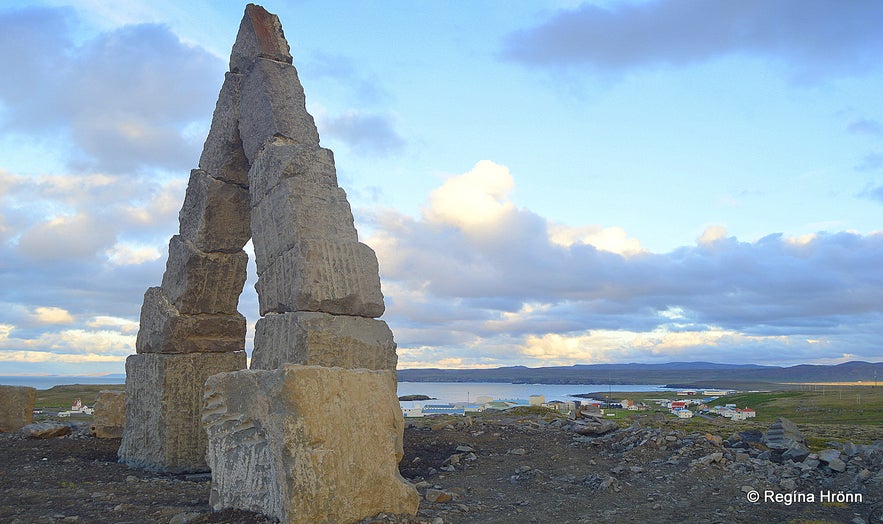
1, 409, 881, 524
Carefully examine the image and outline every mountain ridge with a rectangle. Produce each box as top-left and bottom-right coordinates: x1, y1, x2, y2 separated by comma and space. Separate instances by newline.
397, 360, 883, 386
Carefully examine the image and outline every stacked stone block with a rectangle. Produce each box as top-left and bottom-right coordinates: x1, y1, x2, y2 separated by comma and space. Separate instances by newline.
121, 4, 414, 519
229, 5, 394, 372
119, 40, 253, 474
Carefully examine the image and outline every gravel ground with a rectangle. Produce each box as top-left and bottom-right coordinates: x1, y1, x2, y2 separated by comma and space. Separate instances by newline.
1, 412, 880, 524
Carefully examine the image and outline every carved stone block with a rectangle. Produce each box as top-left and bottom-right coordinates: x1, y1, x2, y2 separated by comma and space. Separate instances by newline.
203, 365, 418, 522
178, 169, 251, 252
251, 311, 397, 371
118, 351, 246, 472
239, 58, 319, 162
255, 240, 384, 317
160, 236, 248, 315
135, 287, 246, 354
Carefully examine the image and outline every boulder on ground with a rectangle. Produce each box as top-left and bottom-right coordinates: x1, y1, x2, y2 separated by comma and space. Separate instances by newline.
818, 449, 841, 463
90, 390, 126, 439
0, 385, 36, 432
203, 364, 419, 523
782, 441, 811, 463
21, 422, 71, 439
572, 416, 618, 436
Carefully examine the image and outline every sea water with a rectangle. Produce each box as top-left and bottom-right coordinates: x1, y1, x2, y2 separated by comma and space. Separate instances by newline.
0, 375, 126, 389
396, 382, 667, 403
0, 375, 667, 402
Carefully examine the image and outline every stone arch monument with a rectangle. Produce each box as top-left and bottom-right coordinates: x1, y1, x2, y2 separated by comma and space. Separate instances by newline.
118, 6, 415, 520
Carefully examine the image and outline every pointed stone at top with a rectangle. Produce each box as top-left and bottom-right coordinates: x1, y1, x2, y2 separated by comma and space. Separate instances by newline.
230, 4, 292, 74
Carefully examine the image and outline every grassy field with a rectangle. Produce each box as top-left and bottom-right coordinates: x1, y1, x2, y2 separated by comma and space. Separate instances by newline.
601, 385, 883, 426
35, 384, 125, 410
706, 387, 883, 425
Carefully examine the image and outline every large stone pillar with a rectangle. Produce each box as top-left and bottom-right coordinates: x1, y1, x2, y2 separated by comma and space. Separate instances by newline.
121, 4, 414, 519
119, 24, 253, 473
203, 4, 414, 521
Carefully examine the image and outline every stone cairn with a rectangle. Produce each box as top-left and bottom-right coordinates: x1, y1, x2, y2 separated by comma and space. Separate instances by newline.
120, 3, 417, 520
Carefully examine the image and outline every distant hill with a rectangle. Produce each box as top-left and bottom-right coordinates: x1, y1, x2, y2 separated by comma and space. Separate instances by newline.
397, 361, 883, 387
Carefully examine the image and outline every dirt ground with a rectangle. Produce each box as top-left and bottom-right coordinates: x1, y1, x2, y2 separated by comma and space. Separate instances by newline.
1, 411, 880, 524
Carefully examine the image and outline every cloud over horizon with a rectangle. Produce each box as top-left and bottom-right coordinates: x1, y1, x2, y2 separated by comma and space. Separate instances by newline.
368, 161, 883, 368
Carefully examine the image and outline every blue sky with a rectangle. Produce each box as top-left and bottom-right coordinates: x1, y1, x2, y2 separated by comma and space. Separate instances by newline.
1, 0, 881, 375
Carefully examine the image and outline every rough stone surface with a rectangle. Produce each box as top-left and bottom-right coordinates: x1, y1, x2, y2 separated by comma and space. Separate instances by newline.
248, 141, 357, 273
572, 416, 618, 436
90, 390, 126, 439
229, 3, 292, 74
0, 385, 35, 432
239, 58, 319, 162
199, 73, 250, 187
135, 287, 246, 354
818, 449, 841, 463
119, 351, 246, 472
247, 138, 339, 207
827, 457, 847, 472
178, 169, 251, 252
21, 422, 71, 439
160, 236, 248, 315
781, 441, 810, 463
203, 365, 418, 523
763, 417, 805, 450
255, 239, 385, 317
250, 311, 397, 371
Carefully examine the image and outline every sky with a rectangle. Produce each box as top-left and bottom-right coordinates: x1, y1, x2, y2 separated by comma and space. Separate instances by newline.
0, 0, 881, 376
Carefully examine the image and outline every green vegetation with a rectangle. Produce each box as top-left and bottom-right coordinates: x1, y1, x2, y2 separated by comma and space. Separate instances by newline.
602, 386, 883, 426
34, 384, 124, 410
707, 387, 883, 425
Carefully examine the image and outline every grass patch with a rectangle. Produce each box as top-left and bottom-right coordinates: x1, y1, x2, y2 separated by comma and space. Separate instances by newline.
709, 388, 883, 425
607, 387, 883, 426
35, 384, 124, 410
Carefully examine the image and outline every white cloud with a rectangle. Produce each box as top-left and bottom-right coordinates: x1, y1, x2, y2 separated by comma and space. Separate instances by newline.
698, 225, 729, 247
30, 307, 75, 325
17, 212, 116, 260
0, 350, 125, 364
424, 160, 516, 232
105, 242, 162, 266
0, 324, 12, 342
548, 223, 643, 256
369, 161, 883, 368
86, 316, 139, 335
1, 327, 134, 357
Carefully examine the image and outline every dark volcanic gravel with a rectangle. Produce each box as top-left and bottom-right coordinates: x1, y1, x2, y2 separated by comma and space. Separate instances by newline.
1, 413, 880, 524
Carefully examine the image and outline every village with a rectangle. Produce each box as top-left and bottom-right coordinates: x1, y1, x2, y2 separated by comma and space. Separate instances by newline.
38, 390, 759, 424
400, 388, 759, 421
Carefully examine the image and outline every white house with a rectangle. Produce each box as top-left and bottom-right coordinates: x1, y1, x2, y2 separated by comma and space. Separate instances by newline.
673, 408, 693, 418
400, 401, 425, 418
